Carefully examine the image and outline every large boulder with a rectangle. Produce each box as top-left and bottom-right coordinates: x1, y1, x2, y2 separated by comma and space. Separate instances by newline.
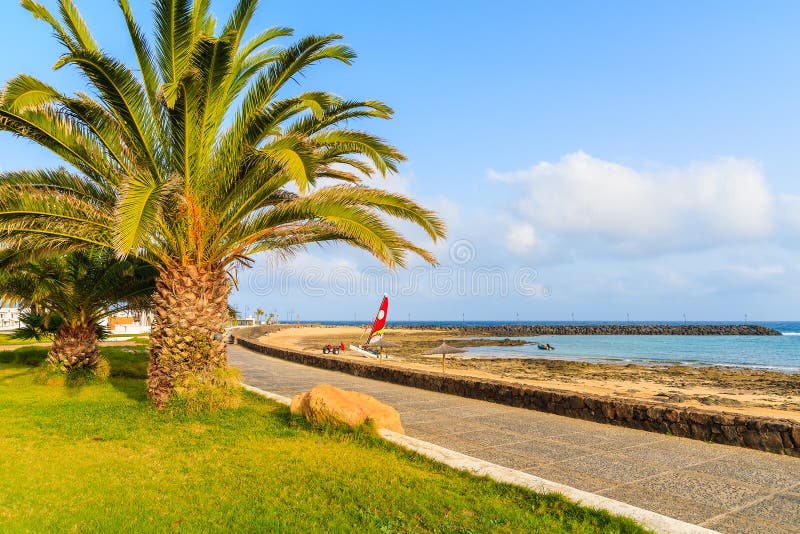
290, 384, 404, 434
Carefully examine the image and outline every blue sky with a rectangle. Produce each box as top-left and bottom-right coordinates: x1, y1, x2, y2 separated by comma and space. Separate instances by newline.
1, 1, 799, 321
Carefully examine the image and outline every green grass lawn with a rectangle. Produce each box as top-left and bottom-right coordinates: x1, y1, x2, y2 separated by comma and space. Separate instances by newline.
0, 347, 647, 533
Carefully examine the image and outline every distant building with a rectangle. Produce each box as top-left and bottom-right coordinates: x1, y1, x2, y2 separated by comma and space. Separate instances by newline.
0, 307, 22, 332
104, 310, 152, 335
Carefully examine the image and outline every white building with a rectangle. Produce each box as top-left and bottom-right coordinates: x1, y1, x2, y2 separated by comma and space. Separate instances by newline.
0, 307, 22, 332
105, 310, 152, 335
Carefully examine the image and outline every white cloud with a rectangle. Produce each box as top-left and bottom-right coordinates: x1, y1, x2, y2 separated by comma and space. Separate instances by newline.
367, 173, 413, 195
778, 194, 800, 235
490, 151, 774, 256
504, 223, 537, 255
722, 264, 785, 279
435, 197, 463, 230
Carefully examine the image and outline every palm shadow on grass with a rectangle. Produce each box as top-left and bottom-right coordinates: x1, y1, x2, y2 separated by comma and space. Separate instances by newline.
103, 346, 151, 403
0, 369, 37, 383
0, 345, 152, 403
0, 346, 48, 366
0, 347, 52, 384
108, 376, 149, 403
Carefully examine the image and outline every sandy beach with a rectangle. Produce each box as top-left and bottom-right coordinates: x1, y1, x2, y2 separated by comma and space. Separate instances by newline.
257, 325, 800, 422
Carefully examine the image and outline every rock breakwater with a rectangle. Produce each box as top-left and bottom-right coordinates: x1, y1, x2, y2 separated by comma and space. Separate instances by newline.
402, 324, 781, 336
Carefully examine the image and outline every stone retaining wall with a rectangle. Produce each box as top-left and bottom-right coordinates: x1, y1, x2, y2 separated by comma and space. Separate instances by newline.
235, 337, 800, 457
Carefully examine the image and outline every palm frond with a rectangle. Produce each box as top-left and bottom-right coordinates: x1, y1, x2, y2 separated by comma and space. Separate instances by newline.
221, 0, 259, 48
117, 0, 162, 117
0, 248, 155, 330
236, 26, 293, 63
0, 168, 115, 205
2, 75, 61, 111
153, 0, 194, 108
55, 49, 162, 180
0, 104, 119, 181
57, 0, 98, 51
191, 0, 212, 36
313, 130, 405, 176
114, 172, 177, 256
20, 0, 75, 51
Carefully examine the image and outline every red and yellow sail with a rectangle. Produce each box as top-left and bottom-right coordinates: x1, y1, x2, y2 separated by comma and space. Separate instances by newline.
367, 295, 389, 344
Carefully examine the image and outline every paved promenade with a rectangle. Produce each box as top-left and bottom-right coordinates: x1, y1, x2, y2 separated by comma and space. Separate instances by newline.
230, 345, 799, 533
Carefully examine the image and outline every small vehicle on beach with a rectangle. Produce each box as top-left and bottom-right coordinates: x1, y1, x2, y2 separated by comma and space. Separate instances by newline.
538, 343, 555, 351
322, 344, 340, 355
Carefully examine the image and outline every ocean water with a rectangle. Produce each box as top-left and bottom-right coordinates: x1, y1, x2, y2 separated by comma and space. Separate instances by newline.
461, 334, 800, 372
315, 320, 800, 372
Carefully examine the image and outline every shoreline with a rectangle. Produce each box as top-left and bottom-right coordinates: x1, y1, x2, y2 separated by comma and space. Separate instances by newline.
437, 352, 800, 374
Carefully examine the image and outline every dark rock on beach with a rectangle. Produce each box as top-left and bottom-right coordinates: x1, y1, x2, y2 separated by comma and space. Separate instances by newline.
447, 338, 528, 348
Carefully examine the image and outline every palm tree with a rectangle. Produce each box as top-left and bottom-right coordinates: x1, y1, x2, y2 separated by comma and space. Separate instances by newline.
254, 308, 264, 324
0, 249, 156, 374
0, 0, 445, 406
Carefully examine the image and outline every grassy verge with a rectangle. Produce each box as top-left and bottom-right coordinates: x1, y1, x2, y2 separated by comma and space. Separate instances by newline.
0, 333, 49, 346
0, 346, 647, 533
0, 332, 150, 347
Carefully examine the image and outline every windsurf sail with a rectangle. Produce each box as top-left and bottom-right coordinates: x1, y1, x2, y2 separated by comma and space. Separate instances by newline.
367, 294, 389, 344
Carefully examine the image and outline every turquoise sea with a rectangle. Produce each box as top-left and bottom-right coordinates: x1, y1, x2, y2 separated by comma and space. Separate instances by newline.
318, 321, 800, 372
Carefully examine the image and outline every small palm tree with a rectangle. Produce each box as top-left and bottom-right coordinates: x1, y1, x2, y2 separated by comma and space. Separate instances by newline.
0, 250, 156, 374
0, 0, 445, 405
254, 308, 264, 324
12, 309, 109, 342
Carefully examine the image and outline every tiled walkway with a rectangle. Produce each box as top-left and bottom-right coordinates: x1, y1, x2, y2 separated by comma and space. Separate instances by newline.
230, 345, 800, 533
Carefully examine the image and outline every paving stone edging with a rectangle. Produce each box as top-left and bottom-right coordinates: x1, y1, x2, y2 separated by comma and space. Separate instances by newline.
233, 337, 800, 457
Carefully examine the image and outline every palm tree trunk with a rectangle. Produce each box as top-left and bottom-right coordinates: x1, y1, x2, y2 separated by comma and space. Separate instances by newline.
47, 324, 101, 372
147, 264, 230, 407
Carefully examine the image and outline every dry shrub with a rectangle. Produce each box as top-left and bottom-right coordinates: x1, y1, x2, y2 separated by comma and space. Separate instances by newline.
168, 366, 242, 414
34, 357, 112, 386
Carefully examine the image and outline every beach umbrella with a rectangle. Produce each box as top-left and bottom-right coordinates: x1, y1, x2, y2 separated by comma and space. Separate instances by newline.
369, 338, 398, 363
423, 343, 468, 373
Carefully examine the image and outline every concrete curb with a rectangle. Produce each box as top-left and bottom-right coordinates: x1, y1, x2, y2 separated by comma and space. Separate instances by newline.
241, 383, 292, 406
241, 381, 717, 534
